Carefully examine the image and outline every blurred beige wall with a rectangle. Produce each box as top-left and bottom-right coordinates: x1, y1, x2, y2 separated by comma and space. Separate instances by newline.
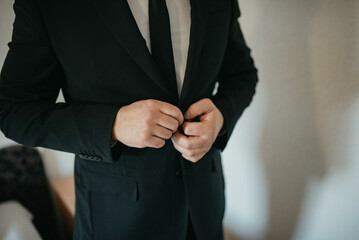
223, 0, 359, 240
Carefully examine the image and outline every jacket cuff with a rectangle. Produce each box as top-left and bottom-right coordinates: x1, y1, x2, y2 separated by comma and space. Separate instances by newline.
78, 105, 122, 163
211, 94, 234, 151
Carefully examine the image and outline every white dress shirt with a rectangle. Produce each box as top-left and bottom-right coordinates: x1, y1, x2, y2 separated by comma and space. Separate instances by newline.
127, 0, 191, 96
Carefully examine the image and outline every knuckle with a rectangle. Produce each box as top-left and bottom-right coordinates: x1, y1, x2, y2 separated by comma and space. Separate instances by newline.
142, 131, 151, 142
191, 156, 199, 163
139, 131, 146, 140
146, 99, 154, 106
141, 137, 149, 145
183, 154, 194, 162
182, 140, 191, 149
141, 102, 150, 112
144, 113, 153, 125
203, 133, 210, 141
185, 150, 192, 157
147, 109, 155, 119
172, 141, 179, 150
142, 137, 149, 144
146, 100, 158, 110
188, 150, 196, 157
142, 124, 150, 133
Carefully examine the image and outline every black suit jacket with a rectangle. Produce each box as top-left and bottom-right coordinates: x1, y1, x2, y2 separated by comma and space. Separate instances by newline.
0, 0, 258, 239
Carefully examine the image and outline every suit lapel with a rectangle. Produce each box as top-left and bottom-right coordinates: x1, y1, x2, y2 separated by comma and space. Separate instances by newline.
90, 0, 176, 99
180, 0, 209, 102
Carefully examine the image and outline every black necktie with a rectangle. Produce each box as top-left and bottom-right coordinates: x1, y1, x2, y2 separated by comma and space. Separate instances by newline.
149, 0, 177, 94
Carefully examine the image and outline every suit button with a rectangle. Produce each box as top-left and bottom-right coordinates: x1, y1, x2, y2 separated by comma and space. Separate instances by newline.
79, 153, 102, 161
176, 169, 182, 177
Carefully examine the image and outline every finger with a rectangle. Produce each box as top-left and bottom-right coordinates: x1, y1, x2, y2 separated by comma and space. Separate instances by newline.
156, 113, 180, 133
145, 136, 166, 149
172, 140, 207, 157
151, 125, 173, 140
171, 131, 210, 149
184, 98, 213, 120
182, 121, 206, 136
158, 102, 184, 126
182, 150, 207, 163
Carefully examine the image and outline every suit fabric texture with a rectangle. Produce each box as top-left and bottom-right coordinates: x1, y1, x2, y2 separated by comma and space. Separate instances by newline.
0, 0, 258, 239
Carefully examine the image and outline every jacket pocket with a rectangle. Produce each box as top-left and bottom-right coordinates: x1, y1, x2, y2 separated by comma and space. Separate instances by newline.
81, 169, 138, 202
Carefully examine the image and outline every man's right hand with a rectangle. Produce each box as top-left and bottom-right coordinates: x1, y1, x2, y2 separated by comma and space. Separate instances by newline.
112, 99, 184, 149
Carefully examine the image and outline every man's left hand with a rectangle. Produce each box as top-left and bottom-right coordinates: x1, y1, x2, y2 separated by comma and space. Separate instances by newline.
171, 98, 224, 163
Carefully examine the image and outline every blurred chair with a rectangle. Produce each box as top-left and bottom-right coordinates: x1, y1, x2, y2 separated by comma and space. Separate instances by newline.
0, 145, 60, 240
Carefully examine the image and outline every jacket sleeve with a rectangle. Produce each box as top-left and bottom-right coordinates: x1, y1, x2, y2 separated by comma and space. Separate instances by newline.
212, 0, 259, 151
0, 0, 122, 163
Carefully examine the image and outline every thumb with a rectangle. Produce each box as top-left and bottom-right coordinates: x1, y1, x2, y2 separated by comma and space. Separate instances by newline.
184, 99, 213, 120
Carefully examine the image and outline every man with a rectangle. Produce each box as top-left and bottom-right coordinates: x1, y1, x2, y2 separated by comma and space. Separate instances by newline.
0, 0, 258, 239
